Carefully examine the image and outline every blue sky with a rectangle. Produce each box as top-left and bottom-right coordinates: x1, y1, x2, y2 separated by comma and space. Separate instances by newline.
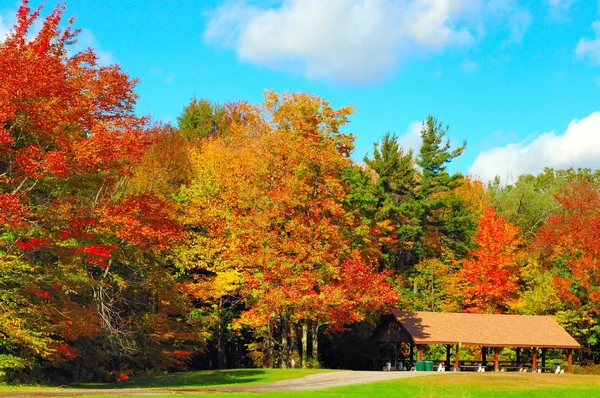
1, 0, 600, 183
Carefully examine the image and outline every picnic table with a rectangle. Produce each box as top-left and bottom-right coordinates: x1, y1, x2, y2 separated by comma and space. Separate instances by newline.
460, 365, 483, 371
536, 366, 557, 373
499, 366, 529, 372
454, 361, 486, 372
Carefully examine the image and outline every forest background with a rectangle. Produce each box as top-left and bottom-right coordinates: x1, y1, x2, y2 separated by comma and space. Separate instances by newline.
1, 1, 600, 384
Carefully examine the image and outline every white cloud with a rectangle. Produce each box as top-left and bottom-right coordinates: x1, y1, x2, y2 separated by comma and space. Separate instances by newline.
397, 120, 423, 154
204, 0, 479, 82
575, 21, 600, 65
469, 112, 600, 183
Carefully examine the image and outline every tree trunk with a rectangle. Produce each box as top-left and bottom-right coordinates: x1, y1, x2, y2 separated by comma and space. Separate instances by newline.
301, 321, 308, 368
280, 317, 289, 368
290, 323, 298, 368
264, 322, 273, 368
216, 298, 225, 369
311, 323, 319, 364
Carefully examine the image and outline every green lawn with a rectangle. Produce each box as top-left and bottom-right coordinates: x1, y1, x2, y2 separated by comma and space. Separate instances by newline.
66, 368, 334, 389
123, 373, 600, 398
3, 370, 600, 397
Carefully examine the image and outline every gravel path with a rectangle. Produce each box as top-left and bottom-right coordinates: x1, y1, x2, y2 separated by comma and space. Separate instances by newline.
0, 371, 440, 396
213, 370, 439, 392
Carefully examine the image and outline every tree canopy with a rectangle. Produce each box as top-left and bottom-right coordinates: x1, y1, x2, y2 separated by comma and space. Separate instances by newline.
1, 0, 600, 382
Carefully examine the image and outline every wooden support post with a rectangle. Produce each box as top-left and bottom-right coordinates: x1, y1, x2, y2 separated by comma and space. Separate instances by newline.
394, 343, 398, 371
445, 344, 451, 370
482, 346, 487, 367
417, 345, 423, 361
494, 347, 499, 372
532, 347, 538, 373
409, 343, 414, 363
541, 348, 547, 368
516, 347, 520, 365
567, 349, 573, 373
455, 344, 460, 372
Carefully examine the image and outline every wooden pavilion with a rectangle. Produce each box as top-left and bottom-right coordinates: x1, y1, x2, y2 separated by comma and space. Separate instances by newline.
373, 311, 581, 373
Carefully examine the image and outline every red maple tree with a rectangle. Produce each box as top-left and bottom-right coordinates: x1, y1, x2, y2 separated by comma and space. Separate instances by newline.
0, 1, 185, 369
537, 181, 600, 311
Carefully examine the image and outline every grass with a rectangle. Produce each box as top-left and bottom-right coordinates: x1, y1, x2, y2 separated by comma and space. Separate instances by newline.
3, 370, 600, 397
67, 368, 333, 389
384, 373, 600, 397
190, 373, 600, 398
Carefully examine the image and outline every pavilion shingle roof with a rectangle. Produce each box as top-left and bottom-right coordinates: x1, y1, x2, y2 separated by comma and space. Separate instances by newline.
391, 311, 581, 349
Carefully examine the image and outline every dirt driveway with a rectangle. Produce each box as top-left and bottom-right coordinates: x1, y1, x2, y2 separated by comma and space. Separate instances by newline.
1, 371, 439, 396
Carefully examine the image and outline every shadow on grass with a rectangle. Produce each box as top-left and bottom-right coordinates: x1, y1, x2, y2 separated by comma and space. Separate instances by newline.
71, 369, 273, 390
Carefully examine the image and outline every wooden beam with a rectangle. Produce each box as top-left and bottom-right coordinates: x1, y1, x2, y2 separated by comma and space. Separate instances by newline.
567, 349, 573, 373
394, 343, 398, 370
409, 342, 414, 363
494, 347, 499, 372
417, 345, 423, 361
516, 347, 520, 365
455, 344, 460, 372
445, 344, 451, 370
532, 347, 538, 373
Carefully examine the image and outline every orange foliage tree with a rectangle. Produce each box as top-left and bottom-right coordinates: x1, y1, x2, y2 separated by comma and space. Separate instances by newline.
178, 91, 398, 368
458, 206, 522, 313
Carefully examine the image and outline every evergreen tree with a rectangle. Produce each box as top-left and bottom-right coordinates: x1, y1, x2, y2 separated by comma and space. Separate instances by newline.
364, 132, 416, 201
365, 116, 475, 310
415, 115, 469, 260
177, 97, 224, 140
364, 133, 420, 271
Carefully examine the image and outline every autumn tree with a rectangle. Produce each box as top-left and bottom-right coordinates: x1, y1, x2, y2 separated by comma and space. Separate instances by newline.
128, 124, 194, 198
489, 168, 600, 239
535, 180, 600, 351
458, 206, 522, 313
0, 1, 189, 380
178, 91, 398, 368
